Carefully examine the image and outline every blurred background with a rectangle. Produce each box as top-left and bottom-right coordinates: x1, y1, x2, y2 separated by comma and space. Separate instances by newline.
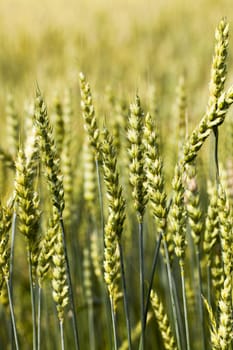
0, 0, 232, 175
1, 0, 233, 98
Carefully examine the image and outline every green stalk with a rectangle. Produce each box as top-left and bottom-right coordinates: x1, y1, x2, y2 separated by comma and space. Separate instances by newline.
37, 287, 42, 350
163, 238, 182, 350
59, 216, 80, 350
95, 158, 105, 249
180, 266, 190, 350
87, 299, 95, 350
143, 231, 162, 332
138, 221, 145, 350
207, 265, 212, 305
9, 210, 17, 350
9, 211, 17, 288
59, 320, 65, 350
110, 298, 118, 350
213, 127, 220, 184
6, 279, 19, 350
28, 250, 37, 350
118, 242, 132, 350
195, 248, 205, 350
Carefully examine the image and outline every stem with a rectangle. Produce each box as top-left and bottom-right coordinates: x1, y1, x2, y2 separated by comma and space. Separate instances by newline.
143, 231, 162, 332
180, 265, 190, 350
9, 211, 17, 350
9, 211, 17, 290
6, 279, 19, 350
195, 248, 205, 350
138, 221, 145, 350
87, 299, 95, 350
207, 265, 211, 305
163, 238, 182, 350
59, 216, 80, 350
95, 158, 105, 249
118, 242, 132, 350
37, 287, 42, 350
213, 127, 220, 184
110, 298, 118, 350
59, 320, 65, 350
28, 250, 37, 350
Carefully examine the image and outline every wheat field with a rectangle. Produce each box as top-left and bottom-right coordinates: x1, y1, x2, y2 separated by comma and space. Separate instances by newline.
0, 1, 232, 349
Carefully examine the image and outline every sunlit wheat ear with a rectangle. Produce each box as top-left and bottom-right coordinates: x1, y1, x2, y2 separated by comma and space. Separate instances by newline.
0, 201, 12, 286
217, 184, 232, 275
79, 72, 100, 159
83, 136, 98, 215
174, 75, 187, 156
181, 19, 231, 166
51, 93, 64, 156
127, 95, 147, 223
208, 18, 229, 107
102, 128, 125, 311
90, 231, 102, 282
6, 93, 19, 157
203, 181, 219, 266
212, 254, 224, 304
37, 209, 58, 287
169, 165, 186, 265
202, 296, 219, 348
150, 290, 178, 350
217, 276, 232, 350
14, 149, 41, 261
83, 248, 93, 306
61, 89, 74, 228
185, 164, 203, 246
34, 89, 64, 214
52, 221, 69, 322
144, 112, 167, 232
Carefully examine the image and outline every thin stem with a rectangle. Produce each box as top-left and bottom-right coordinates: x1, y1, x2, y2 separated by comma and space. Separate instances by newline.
163, 238, 182, 350
110, 298, 118, 350
28, 250, 37, 350
9, 211, 17, 290
59, 216, 80, 350
6, 279, 19, 350
138, 221, 145, 350
95, 158, 105, 249
37, 287, 42, 350
143, 231, 162, 332
180, 265, 190, 350
207, 265, 211, 305
195, 248, 205, 350
213, 127, 220, 184
87, 299, 95, 350
118, 242, 132, 350
59, 320, 65, 350
9, 211, 17, 350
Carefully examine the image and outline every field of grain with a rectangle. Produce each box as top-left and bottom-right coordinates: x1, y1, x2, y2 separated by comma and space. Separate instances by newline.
0, 1, 232, 349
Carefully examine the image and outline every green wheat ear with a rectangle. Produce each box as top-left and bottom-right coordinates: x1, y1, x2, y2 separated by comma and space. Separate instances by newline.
79, 72, 100, 159
52, 219, 69, 322
150, 290, 178, 350
127, 95, 147, 223
102, 128, 125, 311
34, 88, 64, 214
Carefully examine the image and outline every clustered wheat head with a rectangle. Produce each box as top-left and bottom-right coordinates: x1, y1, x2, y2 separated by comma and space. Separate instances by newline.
34, 89, 64, 214
150, 290, 178, 350
102, 128, 125, 312
144, 112, 167, 232
79, 72, 100, 158
127, 95, 147, 223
